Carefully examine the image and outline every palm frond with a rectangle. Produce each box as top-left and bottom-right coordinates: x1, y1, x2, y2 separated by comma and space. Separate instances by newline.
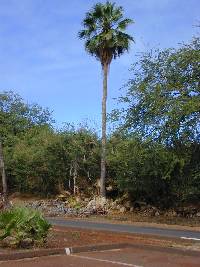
117, 18, 134, 31
0, 207, 51, 245
79, 1, 134, 65
92, 3, 104, 20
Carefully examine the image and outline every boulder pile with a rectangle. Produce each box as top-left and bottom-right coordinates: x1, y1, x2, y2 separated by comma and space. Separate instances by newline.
23, 197, 200, 218
25, 197, 125, 217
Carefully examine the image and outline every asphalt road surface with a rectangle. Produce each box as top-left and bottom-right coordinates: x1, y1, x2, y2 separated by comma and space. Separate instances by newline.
48, 218, 200, 240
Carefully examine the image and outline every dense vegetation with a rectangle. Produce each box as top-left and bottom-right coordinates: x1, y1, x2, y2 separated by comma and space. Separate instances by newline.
0, 36, 199, 209
0, 206, 50, 248
1, 92, 100, 196
110, 36, 200, 207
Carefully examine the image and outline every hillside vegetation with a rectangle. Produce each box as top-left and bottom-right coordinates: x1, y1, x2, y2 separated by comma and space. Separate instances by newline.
0, 37, 200, 210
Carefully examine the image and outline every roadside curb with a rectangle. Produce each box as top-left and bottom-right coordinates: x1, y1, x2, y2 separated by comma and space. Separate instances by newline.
0, 248, 65, 261
68, 242, 131, 254
0, 243, 131, 261
66, 243, 200, 257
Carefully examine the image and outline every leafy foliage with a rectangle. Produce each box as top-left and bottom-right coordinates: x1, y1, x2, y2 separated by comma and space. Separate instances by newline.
4, 125, 100, 196
110, 37, 200, 206
78, 1, 134, 66
0, 91, 53, 142
0, 207, 51, 247
1, 91, 100, 196
107, 135, 187, 207
113, 37, 200, 145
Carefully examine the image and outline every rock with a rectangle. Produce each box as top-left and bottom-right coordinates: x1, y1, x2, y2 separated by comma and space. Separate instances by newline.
109, 200, 119, 210
86, 197, 107, 211
147, 208, 156, 216
20, 238, 33, 248
155, 211, 160, 216
106, 185, 113, 192
164, 210, 177, 217
119, 193, 129, 203
1, 236, 19, 248
171, 210, 177, 217
75, 196, 81, 202
86, 199, 95, 208
133, 201, 147, 210
119, 207, 126, 213
124, 201, 132, 210
175, 206, 197, 217
57, 194, 68, 201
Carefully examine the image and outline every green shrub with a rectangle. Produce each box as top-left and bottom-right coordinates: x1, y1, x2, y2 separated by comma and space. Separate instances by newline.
0, 206, 51, 248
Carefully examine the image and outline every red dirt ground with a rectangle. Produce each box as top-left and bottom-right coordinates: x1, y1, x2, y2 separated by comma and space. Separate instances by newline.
47, 225, 198, 250
0, 225, 198, 252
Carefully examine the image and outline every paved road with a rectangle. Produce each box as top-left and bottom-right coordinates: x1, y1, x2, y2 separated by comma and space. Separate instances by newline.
48, 218, 200, 240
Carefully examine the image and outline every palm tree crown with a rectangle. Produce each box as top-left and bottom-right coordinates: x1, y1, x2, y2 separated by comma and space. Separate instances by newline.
78, 1, 134, 66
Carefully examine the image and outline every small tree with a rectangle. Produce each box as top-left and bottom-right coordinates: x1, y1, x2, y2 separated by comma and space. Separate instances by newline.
79, 1, 134, 197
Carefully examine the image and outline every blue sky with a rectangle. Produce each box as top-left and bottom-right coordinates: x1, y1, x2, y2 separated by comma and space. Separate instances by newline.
0, 0, 199, 129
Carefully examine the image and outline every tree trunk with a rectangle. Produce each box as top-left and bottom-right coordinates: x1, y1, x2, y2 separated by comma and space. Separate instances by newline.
0, 141, 8, 200
100, 63, 108, 198
73, 160, 78, 195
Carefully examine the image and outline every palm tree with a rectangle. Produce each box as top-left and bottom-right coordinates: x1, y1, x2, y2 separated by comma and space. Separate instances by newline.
79, 1, 134, 197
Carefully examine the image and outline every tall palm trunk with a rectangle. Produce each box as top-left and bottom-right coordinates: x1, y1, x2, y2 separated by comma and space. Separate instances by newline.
100, 63, 108, 197
0, 141, 7, 200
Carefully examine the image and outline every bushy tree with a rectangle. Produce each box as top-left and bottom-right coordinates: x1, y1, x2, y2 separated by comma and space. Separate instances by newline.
4, 122, 100, 196
0, 91, 53, 197
113, 37, 200, 145
60, 126, 100, 195
107, 135, 185, 207
0, 91, 53, 141
110, 37, 200, 206
4, 126, 63, 195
